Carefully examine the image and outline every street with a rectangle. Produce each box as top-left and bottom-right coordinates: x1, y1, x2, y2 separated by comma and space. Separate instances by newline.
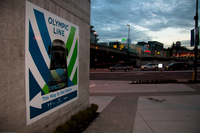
90, 68, 200, 81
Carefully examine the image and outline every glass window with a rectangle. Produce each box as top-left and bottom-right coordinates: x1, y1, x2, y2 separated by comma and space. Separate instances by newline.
50, 47, 67, 69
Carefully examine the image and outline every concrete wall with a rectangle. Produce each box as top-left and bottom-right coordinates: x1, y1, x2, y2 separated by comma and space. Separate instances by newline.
0, 0, 90, 132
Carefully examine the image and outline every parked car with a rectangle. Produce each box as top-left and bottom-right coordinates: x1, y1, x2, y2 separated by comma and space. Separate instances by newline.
165, 62, 189, 70
109, 63, 133, 72
141, 63, 158, 71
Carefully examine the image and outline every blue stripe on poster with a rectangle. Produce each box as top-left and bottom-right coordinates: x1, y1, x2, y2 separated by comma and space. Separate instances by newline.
29, 69, 42, 101
34, 9, 51, 58
29, 21, 49, 84
30, 90, 77, 119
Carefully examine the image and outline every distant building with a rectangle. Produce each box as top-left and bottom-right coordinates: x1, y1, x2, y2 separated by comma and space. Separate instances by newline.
136, 41, 164, 56
137, 41, 148, 46
129, 44, 143, 54
178, 50, 194, 58
136, 42, 150, 55
148, 41, 163, 51
176, 41, 181, 47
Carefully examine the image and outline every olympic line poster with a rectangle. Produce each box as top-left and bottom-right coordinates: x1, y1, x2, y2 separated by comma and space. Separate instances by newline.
25, 1, 79, 125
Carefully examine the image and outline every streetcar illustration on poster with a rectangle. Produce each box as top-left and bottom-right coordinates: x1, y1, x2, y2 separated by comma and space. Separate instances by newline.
25, 1, 79, 125
49, 39, 68, 92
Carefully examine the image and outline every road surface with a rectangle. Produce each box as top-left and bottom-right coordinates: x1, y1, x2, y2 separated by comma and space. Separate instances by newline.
90, 68, 200, 81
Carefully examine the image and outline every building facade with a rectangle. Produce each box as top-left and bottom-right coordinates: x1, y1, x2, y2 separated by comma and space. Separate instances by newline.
137, 41, 164, 56
148, 41, 164, 51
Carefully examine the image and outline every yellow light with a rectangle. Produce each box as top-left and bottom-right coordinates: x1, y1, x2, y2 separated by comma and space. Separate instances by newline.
113, 45, 117, 48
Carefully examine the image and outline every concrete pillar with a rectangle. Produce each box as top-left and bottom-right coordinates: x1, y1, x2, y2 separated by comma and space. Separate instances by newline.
0, 0, 90, 132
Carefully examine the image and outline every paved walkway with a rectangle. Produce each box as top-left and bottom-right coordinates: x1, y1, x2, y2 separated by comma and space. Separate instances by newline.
83, 80, 200, 133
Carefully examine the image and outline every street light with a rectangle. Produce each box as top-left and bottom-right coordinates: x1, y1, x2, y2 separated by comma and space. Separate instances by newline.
127, 25, 130, 52
94, 31, 97, 44
94, 31, 98, 69
94, 31, 98, 48
127, 25, 130, 61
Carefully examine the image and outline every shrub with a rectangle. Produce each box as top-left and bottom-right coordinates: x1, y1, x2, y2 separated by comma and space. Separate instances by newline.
91, 103, 98, 112
54, 104, 99, 133
54, 124, 69, 133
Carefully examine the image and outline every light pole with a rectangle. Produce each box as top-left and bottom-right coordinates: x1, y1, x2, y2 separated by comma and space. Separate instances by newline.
94, 32, 98, 69
127, 25, 130, 52
193, 0, 198, 82
127, 25, 130, 61
94, 31, 97, 46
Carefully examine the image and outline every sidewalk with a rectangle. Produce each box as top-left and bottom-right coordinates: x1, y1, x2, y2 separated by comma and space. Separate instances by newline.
83, 80, 200, 133
133, 95, 200, 133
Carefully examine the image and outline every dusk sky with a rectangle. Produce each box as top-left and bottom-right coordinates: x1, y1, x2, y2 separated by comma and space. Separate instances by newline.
91, 0, 200, 49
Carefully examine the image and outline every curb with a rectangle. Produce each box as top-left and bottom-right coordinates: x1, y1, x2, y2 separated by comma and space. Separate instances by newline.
131, 79, 200, 84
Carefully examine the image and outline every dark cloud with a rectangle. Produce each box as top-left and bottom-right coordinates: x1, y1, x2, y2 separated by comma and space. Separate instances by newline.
91, 0, 198, 47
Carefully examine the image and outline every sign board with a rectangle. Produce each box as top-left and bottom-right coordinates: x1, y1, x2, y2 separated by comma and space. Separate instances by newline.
25, 1, 79, 125
121, 38, 126, 41
191, 28, 200, 47
190, 29, 194, 47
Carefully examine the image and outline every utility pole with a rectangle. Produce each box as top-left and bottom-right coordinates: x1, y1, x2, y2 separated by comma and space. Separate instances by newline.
194, 0, 198, 82
94, 32, 98, 70
127, 25, 130, 61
